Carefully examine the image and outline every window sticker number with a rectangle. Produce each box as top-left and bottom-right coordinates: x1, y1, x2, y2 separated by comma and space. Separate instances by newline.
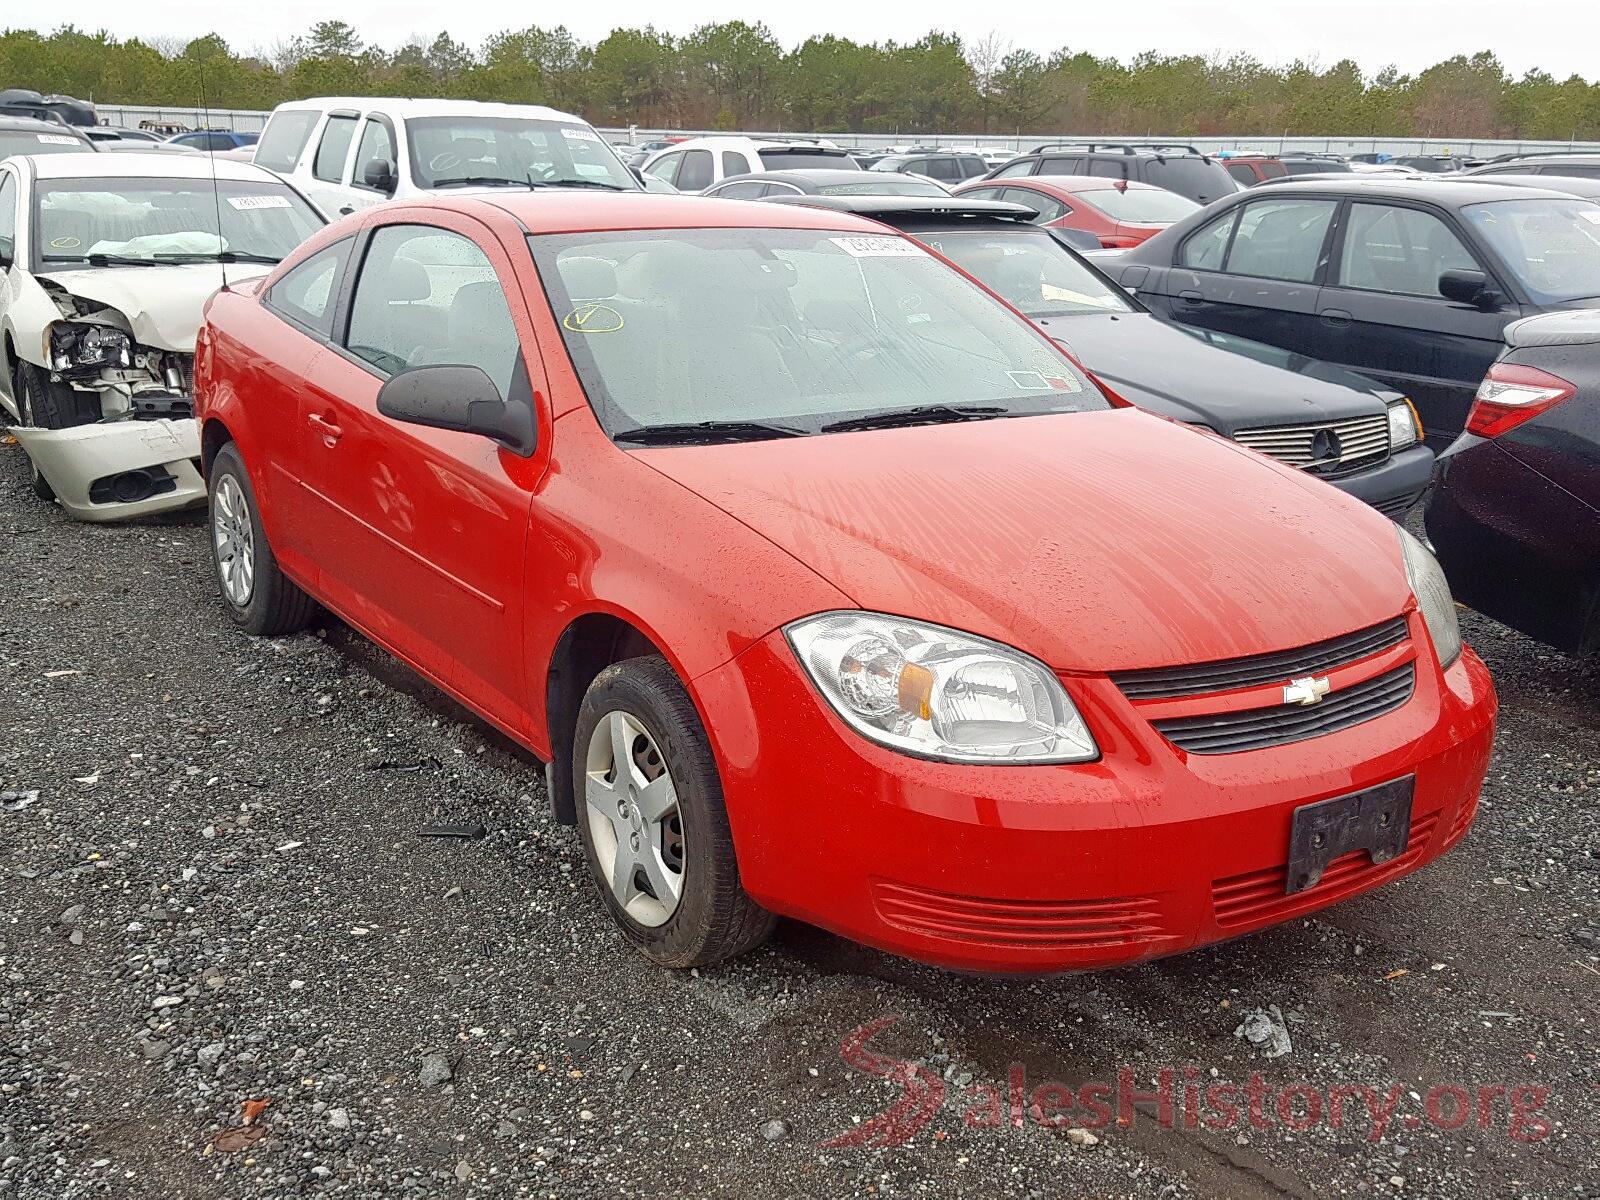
562, 127, 603, 143
37, 134, 79, 145
829, 236, 926, 258
227, 195, 293, 211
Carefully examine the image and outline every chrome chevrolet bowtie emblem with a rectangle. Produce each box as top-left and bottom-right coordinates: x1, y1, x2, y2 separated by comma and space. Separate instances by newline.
1283, 675, 1332, 706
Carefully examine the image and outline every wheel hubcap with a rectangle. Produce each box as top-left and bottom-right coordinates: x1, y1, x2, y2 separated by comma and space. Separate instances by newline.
212, 475, 256, 608
584, 710, 684, 927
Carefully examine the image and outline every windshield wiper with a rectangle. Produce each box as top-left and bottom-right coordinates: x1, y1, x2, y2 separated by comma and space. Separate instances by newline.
611, 420, 808, 446
542, 178, 630, 191
820, 404, 1010, 433
432, 176, 530, 189
39, 252, 159, 267
156, 251, 283, 264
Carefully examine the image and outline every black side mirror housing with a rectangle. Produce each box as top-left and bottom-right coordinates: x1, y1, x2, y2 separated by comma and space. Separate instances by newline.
628, 164, 646, 185
362, 159, 397, 195
1439, 267, 1500, 309
377, 365, 534, 456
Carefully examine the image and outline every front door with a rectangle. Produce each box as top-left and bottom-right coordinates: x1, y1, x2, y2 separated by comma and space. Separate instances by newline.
1317, 200, 1517, 445
295, 216, 543, 729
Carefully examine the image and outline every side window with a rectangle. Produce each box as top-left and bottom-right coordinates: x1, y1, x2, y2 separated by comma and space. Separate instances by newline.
313, 114, 358, 183
1003, 189, 1062, 221
676, 149, 713, 191
644, 152, 681, 184
962, 186, 1001, 200
1553, 165, 1600, 179
715, 181, 769, 199
994, 160, 1034, 179
1222, 198, 1337, 282
265, 238, 354, 337
1337, 203, 1478, 296
1087, 157, 1129, 180
764, 182, 803, 196
1038, 156, 1080, 175
1179, 208, 1239, 269
254, 108, 319, 173
352, 118, 397, 191
720, 151, 749, 177
958, 157, 987, 178
346, 225, 520, 397
1226, 162, 1257, 186
925, 158, 962, 182
0, 173, 17, 264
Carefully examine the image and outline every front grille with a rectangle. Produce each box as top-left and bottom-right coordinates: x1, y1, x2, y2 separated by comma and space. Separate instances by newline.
1152, 664, 1415, 754
872, 880, 1168, 951
1112, 617, 1409, 700
1375, 490, 1423, 520
1234, 412, 1390, 476
1212, 810, 1439, 927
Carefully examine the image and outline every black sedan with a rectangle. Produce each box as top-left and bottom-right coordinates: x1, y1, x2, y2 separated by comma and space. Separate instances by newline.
1425, 310, 1600, 654
1116, 177, 1600, 446
766, 195, 1433, 517
699, 168, 949, 200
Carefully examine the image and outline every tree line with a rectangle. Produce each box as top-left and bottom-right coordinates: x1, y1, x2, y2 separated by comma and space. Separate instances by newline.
3, 22, 1598, 140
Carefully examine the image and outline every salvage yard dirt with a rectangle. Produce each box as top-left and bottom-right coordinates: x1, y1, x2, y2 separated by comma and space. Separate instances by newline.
0, 443, 1594, 1198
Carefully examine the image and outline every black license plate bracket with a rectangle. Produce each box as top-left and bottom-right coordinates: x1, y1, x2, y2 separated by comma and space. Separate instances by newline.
1286, 776, 1414, 895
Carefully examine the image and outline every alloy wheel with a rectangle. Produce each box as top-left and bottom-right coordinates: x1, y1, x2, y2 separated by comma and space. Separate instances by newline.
212, 474, 256, 607
584, 710, 685, 927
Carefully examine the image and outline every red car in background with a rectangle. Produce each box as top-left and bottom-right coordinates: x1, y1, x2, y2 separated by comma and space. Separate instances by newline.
953, 175, 1201, 248
194, 191, 1495, 975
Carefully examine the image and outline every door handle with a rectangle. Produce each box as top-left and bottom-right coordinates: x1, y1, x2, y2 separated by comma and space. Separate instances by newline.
1320, 308, 1353, 327
1178, 289, 1204, 304
307, 412, 344, 445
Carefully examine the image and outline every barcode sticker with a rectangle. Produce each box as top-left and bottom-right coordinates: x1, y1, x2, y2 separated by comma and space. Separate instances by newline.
829, 236, 926, 258
37, 134, 80, 146
561, 127, 603, 143
227, 195, 292, 211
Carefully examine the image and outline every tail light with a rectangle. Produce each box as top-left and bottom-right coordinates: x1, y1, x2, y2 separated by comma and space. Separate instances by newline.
1466, 363, 1576, 438
1098, 235, 1140, 248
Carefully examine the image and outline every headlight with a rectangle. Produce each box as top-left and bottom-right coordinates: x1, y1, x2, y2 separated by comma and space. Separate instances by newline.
50, 323, 132, 370
1396, 526, 1461, 669
785, 612, 1098, 763
1386, 398, 1422, 450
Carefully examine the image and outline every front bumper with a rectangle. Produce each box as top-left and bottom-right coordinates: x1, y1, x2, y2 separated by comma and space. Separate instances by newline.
9, 417, 204, 522
696, 619, 1496, 973
1326, 444, 1434, 519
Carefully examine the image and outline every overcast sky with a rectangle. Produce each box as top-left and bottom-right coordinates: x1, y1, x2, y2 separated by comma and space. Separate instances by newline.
43, 1, 1600, 81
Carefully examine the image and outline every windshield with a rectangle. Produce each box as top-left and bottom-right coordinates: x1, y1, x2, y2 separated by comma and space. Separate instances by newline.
34, 177, 324, 270
914, 227, 1136, 317
1143, 157, 1237, 201
1086, 186, 1200, 224
819, 178, 946, 197
1, 130, 90, 158
758, 149, 859, 171
528, 227, 1108, 441
1462, 197, 1600, 303
405, 117, 637, 190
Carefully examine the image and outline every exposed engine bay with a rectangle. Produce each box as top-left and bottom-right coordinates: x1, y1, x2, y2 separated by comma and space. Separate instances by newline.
40, 281, 195, 423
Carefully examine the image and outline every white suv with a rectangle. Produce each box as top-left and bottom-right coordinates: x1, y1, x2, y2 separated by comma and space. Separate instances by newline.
252, 98, 639, 216
638, 136, 859, 192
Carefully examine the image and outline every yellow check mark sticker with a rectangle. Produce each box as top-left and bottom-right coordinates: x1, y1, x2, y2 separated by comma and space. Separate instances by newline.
563, 304, 624, 333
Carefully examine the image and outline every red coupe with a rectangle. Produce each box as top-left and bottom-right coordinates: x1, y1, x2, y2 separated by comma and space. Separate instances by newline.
954, 175, 1201, 248
194, 193, 1496, 973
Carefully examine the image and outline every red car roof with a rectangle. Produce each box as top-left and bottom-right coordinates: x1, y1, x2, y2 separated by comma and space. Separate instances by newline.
469, 192, 891, 236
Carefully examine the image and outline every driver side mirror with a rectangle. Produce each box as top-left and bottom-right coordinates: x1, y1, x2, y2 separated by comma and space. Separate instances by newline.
362, 158, 397, 196
629, 165, 646, 185
1439, 267, 1501, 309
377, 365, 534, 456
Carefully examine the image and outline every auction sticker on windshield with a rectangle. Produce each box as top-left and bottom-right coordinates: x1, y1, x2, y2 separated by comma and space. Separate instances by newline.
562, 127, 603, 143
830, 236, 926, 258
227, 195, 293, 211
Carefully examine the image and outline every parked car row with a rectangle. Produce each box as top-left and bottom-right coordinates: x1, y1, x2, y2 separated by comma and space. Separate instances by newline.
14, 95, 1600, 985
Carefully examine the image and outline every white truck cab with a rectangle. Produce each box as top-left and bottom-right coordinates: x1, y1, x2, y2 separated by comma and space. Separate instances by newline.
252, 98, 638, 216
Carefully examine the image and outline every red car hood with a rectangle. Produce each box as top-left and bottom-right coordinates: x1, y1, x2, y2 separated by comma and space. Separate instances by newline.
638, 410, 1412, 672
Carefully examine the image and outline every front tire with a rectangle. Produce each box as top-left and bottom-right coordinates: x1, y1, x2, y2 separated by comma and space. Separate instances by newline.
573, 656, 775, 968
208, 442, 317, 636
13, 363, 96, 502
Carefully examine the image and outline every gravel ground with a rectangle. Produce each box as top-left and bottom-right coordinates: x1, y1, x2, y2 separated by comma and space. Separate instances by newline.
1, 440, 1595, 1199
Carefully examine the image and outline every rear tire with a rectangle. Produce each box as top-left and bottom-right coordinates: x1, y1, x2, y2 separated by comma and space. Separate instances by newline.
208, 441, 317, 636
573, 655, 775, 968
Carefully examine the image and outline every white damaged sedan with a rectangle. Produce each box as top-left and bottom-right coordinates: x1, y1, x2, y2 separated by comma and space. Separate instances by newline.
0, 153, 323, 520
